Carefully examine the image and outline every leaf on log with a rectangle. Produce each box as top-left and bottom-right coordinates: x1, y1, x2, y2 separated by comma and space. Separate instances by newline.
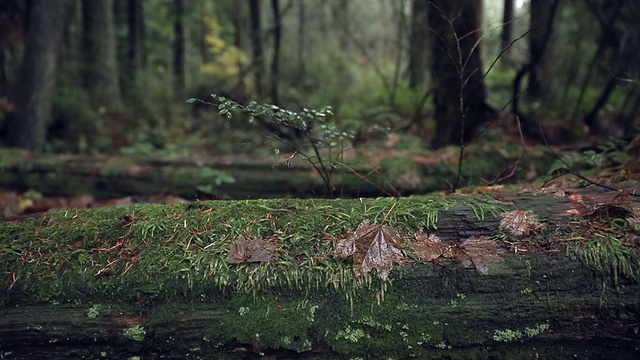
569, 190, 634, 219
336, 220, 404, 280
226, 235, 274, 264
411, 229, 457, 261
457, 236, 504, 275
500, 209, 543, 236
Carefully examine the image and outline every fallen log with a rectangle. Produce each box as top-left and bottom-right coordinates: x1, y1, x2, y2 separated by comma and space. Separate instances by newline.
1, 188, 639, 359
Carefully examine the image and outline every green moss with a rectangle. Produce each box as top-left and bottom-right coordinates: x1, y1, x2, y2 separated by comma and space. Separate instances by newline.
567, 233, 640, 282
0, 194, 503, 304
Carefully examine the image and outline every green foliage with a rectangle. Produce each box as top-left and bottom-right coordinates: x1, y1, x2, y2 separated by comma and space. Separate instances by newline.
189, 95, 352, 195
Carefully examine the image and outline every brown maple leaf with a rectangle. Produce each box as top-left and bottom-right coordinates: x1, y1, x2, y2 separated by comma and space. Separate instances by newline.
411, 229, 457, 261
500, 210, 543, 236
336, 220, 404, 280
226, 235, 274, 264
457, 236, 503, 275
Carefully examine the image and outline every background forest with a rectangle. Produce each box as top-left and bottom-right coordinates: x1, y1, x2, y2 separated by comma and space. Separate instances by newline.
0, 0, 639, 177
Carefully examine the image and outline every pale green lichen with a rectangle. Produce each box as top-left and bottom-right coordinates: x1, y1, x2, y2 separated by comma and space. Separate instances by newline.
87, 304, 101, 319
123, 325, 146, 342
493, 323, 549, 342
336, 326, 367, 343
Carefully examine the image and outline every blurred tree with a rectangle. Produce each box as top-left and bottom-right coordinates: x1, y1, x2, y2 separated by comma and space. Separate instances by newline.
408, 0, 429, 89
127, 0, 145, 79
428, 0, 495, 148
82, 0, 124, 112
249, 0, 264, 96
501, 0, 514, 51
173, 0, 187, 93
5, 0, 72, 151
270, 0, 281, 105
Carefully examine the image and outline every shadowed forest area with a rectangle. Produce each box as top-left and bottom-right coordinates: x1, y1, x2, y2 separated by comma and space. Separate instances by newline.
1, 0, 640, 206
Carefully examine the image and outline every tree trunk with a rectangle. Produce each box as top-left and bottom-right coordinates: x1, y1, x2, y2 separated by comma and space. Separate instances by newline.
248, 0, 264, 97
173, 0, 187, 93
428, 0, 495, 149
127, 0, 145, 79
500, 0, 514, 51
5, 0, 70, 151
408, 0, 429, 89
527, 0, 559, 100
1, 190, 639, 358
297, 0, 306, 79
269, 0, 281, 105
82, 0, 124, 112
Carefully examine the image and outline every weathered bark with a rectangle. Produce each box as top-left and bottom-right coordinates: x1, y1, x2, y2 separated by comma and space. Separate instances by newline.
0, 190, 639, 358
82, 0, 124, 112
5, 0, 70, 151
428, 0, 495, 149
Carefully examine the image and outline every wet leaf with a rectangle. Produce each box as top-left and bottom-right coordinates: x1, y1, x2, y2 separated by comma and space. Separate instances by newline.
336, 220, 404, 280
411, 229, 457, 261
500, 210, 543, 236
226, 235, 273, 264
570, 190, 634, 219
457, 236, 503, 275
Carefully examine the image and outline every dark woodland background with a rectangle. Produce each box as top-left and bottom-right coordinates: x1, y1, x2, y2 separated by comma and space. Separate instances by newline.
0, 0, 639, 157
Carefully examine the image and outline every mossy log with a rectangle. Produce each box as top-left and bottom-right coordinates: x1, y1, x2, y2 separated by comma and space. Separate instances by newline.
0, 147, 553, 200
1, 188, 639, 359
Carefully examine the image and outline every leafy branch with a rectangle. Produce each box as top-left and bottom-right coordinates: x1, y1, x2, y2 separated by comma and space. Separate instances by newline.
189, 95, 352, 196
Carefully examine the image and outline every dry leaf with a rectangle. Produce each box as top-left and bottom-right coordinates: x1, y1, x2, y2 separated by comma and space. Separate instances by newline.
411, 229, 456, 261
458, 237, 503, 275
500, 210, 543, 236
571, 190, 634, 219
336, 220, 404, 280
226, 236, 273, 264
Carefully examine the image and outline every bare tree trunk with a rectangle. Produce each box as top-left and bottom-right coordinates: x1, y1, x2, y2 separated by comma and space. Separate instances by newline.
173, 0, 187, 93
248, 0, 264, 97
501, 0, 514, 51
270, 0, 281, 105
428, 0, 495, 149
527, 0, 559, 100
408, 0, 429, 89
127, 0, 145, 77
5, 0, 71, 151
297, 0, 306, 79
82, 0, 124, 112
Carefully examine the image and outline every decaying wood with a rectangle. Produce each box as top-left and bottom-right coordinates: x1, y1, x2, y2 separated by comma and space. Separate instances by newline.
1, 186, 639, 359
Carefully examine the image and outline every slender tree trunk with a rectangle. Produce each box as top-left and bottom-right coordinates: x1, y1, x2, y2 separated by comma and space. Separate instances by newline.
501, 0, 514, 51
173, 0, 187, 93
270, 0, 281, 105
248, 0, 264, 97
127, 0, 145, 77
428, 0, 495, 149
81, 0, 124, 112
527, 0, 559, 99
6, 0, 71, 151
297, 0, 306, 79
408, 0, 429, 89
231, 1, 246, 91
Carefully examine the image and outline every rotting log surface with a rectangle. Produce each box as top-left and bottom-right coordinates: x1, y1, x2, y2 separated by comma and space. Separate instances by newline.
1, 188, 639, 359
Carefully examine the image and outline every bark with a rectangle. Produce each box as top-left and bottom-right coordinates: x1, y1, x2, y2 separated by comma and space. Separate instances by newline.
173, 0, 187, 93
408, 0, 429, 88
5, 0, 70, 151
127, 0, 145, 78
1, 189, 639, 358
248, 0, 264, 97
269, 0, 281, 105
428, 0, 495, 149
501, 0, 514, 51
527, 0, 559, 99
82, 0, 124, 112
